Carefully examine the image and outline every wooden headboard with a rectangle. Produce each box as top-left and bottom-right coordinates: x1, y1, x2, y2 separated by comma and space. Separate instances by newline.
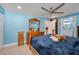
26, 30, 44, 49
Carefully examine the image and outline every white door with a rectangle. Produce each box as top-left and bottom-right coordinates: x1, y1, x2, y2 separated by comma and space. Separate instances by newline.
0, 14, 4, 50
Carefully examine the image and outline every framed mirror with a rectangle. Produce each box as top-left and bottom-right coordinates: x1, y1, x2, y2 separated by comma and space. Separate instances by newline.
29, 18, 40, 31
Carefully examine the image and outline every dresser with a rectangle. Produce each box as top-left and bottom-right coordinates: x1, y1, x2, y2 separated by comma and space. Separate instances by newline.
18, 32, 24, 46
26, 31, 44, 48
27, 18, 44, 48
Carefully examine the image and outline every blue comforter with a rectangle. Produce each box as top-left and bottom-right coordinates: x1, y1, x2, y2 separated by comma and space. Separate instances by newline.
31, 34, 79, 55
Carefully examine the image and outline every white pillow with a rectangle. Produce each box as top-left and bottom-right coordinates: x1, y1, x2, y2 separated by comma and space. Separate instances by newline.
50, 35, 59, 42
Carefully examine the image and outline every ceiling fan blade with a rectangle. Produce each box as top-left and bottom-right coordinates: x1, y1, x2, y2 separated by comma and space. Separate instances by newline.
41, 7, 51, 13
52, 12, 64, 14
50, 7, 53, 10
51, 3, 65, 12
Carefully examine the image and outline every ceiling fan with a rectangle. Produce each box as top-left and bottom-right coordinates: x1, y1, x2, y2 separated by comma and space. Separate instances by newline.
41, 3, 65, 18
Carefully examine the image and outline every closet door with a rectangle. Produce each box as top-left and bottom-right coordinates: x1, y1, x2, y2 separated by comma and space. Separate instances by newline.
0, 14, 4, 50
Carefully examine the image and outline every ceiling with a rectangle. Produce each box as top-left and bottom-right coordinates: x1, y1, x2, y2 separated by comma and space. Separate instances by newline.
1, 3, 79, 18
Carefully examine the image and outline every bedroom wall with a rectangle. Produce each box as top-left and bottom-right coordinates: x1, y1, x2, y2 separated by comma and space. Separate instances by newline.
0, 6, 5, 49
0, 6, 5, 15
58, 12, 79, 37
4, 10, 48, 45
4, 8, 79, 45
39, 18, 48, 31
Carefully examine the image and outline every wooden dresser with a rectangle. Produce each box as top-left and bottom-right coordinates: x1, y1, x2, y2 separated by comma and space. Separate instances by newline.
26, 31, 44, 48
27, 18, 44, 48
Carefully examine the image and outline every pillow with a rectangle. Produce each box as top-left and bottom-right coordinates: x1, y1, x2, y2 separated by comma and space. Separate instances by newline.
50, 35, 59, 42
59, 36, 65, 41
55, 35, 65, 41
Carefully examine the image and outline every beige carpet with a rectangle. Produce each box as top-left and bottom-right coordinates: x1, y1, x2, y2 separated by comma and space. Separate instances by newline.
0, 45, 32, 55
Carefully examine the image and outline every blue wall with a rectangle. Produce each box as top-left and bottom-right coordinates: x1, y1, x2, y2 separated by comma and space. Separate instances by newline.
58, 12, 79, 36
59, 12, 79, 26
4, 10, 48, 45
4, 9, 79, 45
76, 14, 79, 26
39, 18, 48, 31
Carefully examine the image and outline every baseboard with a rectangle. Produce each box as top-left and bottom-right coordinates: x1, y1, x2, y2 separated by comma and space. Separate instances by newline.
3, 42, 17, 48
3, 41, 26, 48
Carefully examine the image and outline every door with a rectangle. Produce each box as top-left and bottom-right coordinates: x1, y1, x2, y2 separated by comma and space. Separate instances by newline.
0, 14, 4, 50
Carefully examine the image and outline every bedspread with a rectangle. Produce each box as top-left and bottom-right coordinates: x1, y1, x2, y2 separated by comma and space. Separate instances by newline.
31, 34, 79, 55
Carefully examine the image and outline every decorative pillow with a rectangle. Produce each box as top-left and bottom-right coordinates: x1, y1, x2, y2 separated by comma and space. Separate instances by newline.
59, 36, 65, 41
50, 35, 59, 42
50, 34, 65, 42
55, 35, 65, 41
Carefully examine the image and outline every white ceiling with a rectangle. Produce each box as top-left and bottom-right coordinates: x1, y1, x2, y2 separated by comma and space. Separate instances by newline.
1, 3, 79, 18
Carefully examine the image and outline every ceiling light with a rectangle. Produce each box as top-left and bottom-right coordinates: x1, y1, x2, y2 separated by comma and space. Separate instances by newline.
52, 16, 56, 18
49, 15, 56, 19
17, 6, 22, 9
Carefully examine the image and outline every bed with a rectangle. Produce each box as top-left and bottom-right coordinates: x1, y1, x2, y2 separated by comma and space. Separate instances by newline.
30, 34, 79, 55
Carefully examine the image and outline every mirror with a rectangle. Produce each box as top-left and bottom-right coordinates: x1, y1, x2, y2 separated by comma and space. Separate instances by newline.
29, 18, 40, 31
